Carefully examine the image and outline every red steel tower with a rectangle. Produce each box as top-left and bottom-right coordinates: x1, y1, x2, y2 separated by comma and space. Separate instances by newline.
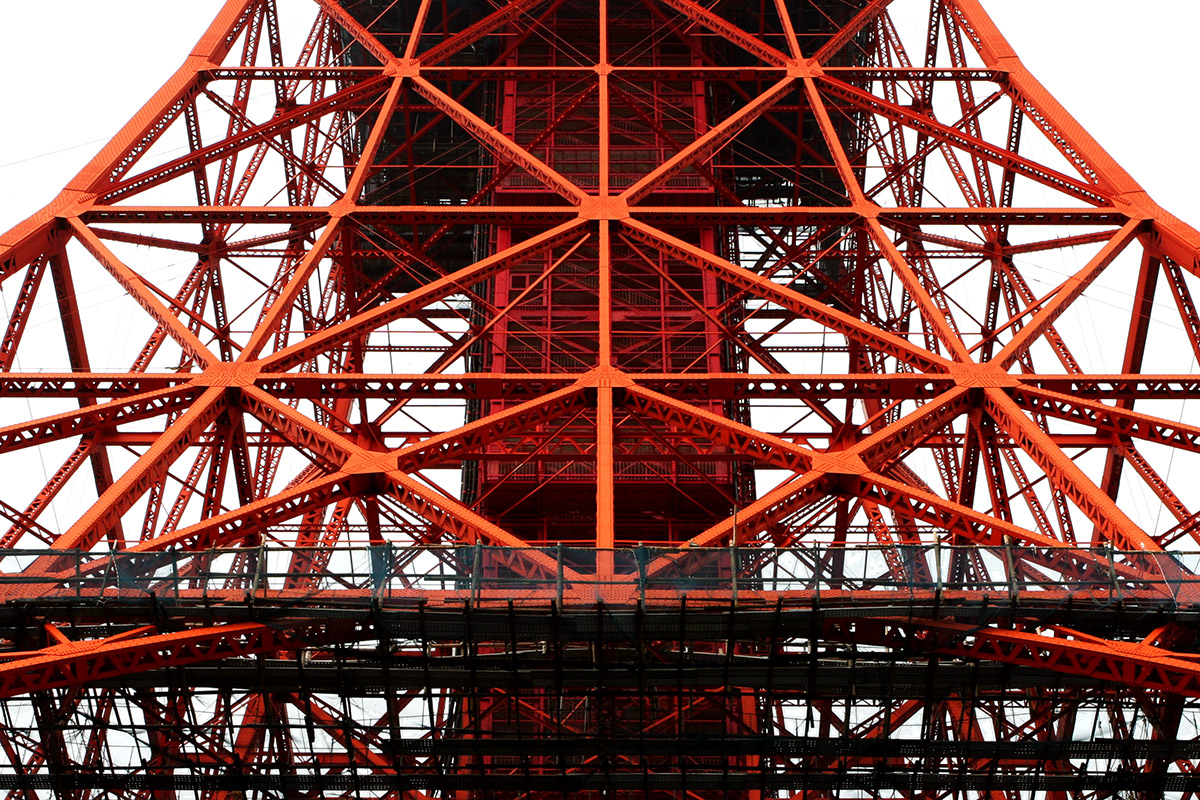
3, 0, 1200, 796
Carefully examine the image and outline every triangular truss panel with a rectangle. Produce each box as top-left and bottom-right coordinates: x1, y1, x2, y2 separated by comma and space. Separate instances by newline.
4, 0, 1200, 796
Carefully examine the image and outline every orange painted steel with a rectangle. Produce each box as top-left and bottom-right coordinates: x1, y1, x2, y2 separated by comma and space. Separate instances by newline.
3, 0, 1200, 795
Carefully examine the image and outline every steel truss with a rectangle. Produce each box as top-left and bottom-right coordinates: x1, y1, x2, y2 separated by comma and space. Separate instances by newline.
3, 0, 1200, 797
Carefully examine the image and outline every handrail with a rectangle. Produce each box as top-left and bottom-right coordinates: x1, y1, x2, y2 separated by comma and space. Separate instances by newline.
0, 544, 1195, 609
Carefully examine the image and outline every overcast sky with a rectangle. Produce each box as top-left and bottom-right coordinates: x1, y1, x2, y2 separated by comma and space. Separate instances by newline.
0, 1, 1197, 234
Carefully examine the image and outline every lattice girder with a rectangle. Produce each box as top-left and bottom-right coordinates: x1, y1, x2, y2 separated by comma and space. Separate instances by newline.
3, 0, 1200, 796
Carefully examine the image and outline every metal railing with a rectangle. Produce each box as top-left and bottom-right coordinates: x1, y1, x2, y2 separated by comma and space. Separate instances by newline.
1, 544, 1198, 609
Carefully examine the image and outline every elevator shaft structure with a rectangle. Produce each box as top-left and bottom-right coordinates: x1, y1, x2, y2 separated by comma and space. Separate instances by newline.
5, 0, 1200, 797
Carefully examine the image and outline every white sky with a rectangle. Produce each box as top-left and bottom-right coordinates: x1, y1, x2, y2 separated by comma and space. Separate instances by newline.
0, 1, 1197, 234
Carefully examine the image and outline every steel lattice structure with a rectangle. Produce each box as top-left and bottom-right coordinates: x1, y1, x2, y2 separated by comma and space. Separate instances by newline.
4, 0, 1200, 797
